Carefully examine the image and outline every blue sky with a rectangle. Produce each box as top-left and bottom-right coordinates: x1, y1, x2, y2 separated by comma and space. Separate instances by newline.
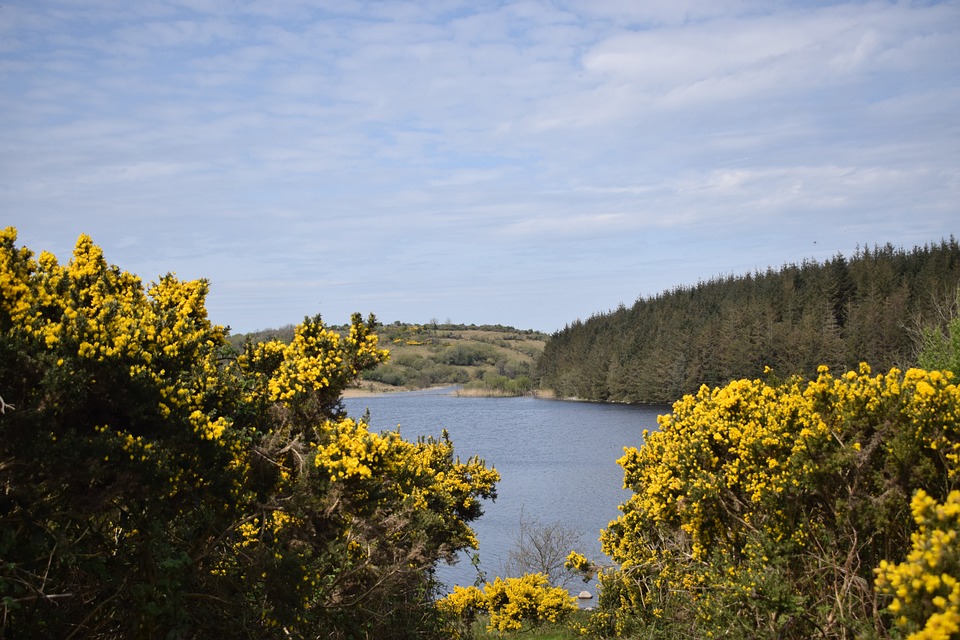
2, 1, 958, 334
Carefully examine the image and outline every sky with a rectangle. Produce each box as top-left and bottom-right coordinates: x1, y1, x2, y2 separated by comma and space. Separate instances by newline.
2, 1, 958, 334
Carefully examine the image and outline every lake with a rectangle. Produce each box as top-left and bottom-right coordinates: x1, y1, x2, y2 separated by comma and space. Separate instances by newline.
343, 389, 665, 594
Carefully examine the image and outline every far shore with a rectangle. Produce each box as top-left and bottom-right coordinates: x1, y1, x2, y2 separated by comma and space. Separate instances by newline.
341, 383, 558, 400
341, 383, 460, 398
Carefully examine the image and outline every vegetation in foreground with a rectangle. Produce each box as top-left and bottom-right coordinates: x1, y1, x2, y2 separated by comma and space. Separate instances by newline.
441, 295, 960, 639
587, 363, 959, 638
234, 321, 549, 396
0, 228, 499, 639
4, 226, 960, 639
457, 607, 593, 640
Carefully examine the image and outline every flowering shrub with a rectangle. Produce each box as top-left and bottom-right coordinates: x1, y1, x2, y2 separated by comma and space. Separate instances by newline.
596, 364, 960, 638
437, 573, 576, 635
564, 550, 592, 574
0, 228, 498, 639
436, 585, 487, 637
875, 489, 960, 639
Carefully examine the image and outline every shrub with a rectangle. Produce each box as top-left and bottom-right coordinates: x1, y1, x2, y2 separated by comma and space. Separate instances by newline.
875, 489, 960, 639
0, 228, 499, 639
595, 364, 960, 638
438, 573, 577, 635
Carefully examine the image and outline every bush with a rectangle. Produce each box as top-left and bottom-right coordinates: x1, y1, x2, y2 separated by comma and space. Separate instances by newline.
875, 489, 960, 638
441, 343, 497, 366
0, 228, 499, 639
594, 364, 960, 638
438, 573, 577, 635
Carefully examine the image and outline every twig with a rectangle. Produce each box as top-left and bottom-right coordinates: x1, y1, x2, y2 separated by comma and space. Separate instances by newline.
0, 395, 13, 414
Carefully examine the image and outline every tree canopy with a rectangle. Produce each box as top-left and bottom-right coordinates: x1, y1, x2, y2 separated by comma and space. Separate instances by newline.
537, 239, 960, 403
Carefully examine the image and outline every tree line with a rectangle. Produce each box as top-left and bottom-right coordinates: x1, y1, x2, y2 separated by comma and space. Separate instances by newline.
537, 238, 960, 404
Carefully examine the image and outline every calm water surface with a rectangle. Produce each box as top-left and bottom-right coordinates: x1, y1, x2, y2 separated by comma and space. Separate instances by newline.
343, 389, 664, 591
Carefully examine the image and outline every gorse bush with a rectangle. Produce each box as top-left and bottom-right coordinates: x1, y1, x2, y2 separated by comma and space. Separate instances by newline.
875, 489, 960, 638
0, 228, 498, 639
593, 364, 960, 638
437, 573, 577, 636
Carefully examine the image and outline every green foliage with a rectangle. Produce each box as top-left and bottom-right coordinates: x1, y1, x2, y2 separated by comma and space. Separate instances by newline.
318, 323, 545, 395
441, 343, 498, 366
538, 239, 960, 403
0, 228, 499, 639
591, 364, 960, 638
917, 287, 960, 375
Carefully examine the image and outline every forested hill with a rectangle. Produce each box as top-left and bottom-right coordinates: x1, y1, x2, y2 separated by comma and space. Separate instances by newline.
537, 238, 960, 404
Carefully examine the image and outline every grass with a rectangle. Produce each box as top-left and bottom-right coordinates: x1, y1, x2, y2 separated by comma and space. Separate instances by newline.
466, 610, 591, 639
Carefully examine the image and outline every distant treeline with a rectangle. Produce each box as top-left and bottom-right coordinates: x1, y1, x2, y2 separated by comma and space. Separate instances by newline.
536, 238, 960, 404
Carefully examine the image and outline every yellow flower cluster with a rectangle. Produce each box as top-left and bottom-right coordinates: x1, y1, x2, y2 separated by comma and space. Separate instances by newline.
1, 227, 228, 440
236, 313, 388, 407
875, 489, 960, 639
608, 373, 830, 564
312, 423, 498, 550
485, 574, 576, 632
266, 325, 347, 402
599, 363, 960, 635
0, 227, 36, 325
190, 409, 229, 441
564, 550, 591, 573
236, 519, 261, 549
313, 418, 398, 481
437, 584, 486, 618
901, 368, 960, 478
114, 427, 156, 462
437, 573, 576, 633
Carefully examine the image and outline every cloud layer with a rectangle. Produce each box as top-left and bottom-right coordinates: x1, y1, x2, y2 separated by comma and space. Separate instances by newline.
2, 0, 958, 331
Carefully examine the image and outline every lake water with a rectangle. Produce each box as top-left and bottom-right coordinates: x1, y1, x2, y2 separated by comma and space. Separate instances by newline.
343, 389, 665, 593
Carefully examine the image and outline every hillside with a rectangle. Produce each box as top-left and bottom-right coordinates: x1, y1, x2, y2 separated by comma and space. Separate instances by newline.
537, 238, 960, 404
231, 322, 550, 396
359, 322, 549, 395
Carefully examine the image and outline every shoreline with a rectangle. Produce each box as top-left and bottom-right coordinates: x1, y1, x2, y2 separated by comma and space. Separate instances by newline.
341, 383, 559, 400
342, 384, 663, 407
341, 383, 461, 398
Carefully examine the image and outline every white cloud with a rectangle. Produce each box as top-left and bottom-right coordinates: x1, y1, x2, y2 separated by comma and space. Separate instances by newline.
1, 0, 957, 331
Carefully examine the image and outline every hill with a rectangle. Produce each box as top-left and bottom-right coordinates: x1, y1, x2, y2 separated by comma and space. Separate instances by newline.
231, 322, 550, 396
537, 238, 960, 404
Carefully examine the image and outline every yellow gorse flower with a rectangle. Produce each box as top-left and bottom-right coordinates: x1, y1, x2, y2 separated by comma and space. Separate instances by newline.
597, 363, 960, 636
875, 490, 960, 639
1, 228, 501, 638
